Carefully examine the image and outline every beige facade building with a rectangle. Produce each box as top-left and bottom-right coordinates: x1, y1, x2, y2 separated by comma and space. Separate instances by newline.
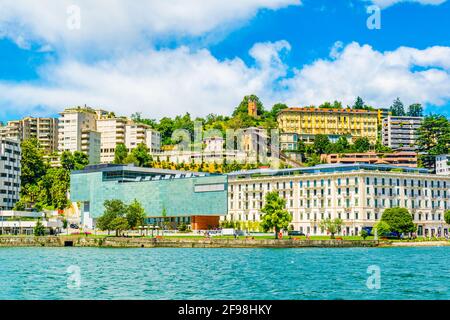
0, 117, 58, 154
321, 152, 418, 168
96, 117, 127, 163
125, 123, 161, 154
277, 108, 379, 144
58, 106, 104, 164
226, 164, 450, 238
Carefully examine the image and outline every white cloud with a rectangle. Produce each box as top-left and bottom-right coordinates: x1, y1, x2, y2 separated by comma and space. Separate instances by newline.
0, 0, 300, 53
0, 42, 290, 119
1, 41, 449, 119
368, 0, 447, 9
282, 42, 450, 109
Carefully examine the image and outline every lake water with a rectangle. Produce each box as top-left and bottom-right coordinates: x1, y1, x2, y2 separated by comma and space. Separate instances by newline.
0, 247, 449, 300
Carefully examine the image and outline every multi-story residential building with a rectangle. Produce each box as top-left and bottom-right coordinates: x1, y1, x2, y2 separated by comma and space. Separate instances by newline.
0, 138, 21, 211
58, 106, 104, 164
70, 164, 227, 229
280, 132, 351, 151
277, 108, 379, 144
436, 155, 450, 175
125, 123, 161, 154
96, 117, 127, 163
382, 115, 423, 151
321, 152, 418, 168
226, 164, 450, 238
0, 117, 58, 154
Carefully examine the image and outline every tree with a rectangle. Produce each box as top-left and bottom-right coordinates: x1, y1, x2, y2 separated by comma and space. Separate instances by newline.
33, 218, 46, 236
360, 229, 369, 240
390, 97, 405, 116
61, 151, 89, 171
131, 143, 151, 167
353, 96, 365, 110
270, 103, 288, 119
444, 210, 450, 225
417, 115, 450, 169
113, 143, 128, 164
313, 135, 331, 154
126, 199, 146, 229
110, 217, 129, 237
352, 137, 371, 153
374, 221, 391, 236
96, 200, 127, 234
319, 218, 343, 239
260, 191, 292, 239
233, 95, 265, 117
333, 136, 350, 153
20, 139, 46, 188
381, 207, 416, 237
407, 103, 423, 117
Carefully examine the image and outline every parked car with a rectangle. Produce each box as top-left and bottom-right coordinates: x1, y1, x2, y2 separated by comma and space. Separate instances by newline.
69, 224, 79, 229
288, 230, 305, 236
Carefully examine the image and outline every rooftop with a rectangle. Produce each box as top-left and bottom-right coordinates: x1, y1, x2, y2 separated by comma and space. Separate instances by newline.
278, 107, 378, 115
227, 163, 430, 178
71, 164, 212, 182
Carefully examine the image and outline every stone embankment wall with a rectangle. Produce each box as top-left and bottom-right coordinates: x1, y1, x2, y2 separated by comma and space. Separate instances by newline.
0, 236, 380, 248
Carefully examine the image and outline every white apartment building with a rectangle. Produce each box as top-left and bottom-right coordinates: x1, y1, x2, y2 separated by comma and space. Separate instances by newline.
0, 138, 21, 211
125, 123, 161, 154
96, 117, 127, 163
436, 155, 450, 176
0, 117, 58, 154
58, 106, 105, 164
226, 164, 450, 238
382, 115, 423, 151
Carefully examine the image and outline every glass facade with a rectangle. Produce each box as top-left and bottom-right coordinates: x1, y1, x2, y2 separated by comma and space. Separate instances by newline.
70, 166, 228, 220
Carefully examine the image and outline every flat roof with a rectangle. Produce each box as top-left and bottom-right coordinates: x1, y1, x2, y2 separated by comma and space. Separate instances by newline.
227, 163, 430, 178
71, 163, 210, 177
279, 108, 378, 115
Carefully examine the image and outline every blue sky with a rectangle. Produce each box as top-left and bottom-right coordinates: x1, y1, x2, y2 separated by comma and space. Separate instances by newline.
0, 0, 449, 121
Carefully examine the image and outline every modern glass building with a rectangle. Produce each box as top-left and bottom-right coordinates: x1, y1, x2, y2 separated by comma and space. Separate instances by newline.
70, 164, 228, 230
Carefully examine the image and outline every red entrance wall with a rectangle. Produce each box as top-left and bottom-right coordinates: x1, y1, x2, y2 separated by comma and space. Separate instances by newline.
191, 216, 220, 230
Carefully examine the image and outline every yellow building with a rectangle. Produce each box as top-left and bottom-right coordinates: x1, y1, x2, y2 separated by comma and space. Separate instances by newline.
277, 107, 379, 144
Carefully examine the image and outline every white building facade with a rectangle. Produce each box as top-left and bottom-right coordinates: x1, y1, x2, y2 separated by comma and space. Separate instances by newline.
226, 164, 450, 238
382, 115, 423, 151
0, 139, 21, 211
436, 155, 450, 176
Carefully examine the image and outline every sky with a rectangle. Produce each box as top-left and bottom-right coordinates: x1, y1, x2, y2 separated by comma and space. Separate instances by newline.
0, 0, 449, 121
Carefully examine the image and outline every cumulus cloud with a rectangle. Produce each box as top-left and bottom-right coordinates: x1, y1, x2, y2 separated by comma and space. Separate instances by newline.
367, 0, 447, 9
0, 41, 449, 119
0, 0, 300, 53
0, 42, 290, 118
282, 42, 450, 108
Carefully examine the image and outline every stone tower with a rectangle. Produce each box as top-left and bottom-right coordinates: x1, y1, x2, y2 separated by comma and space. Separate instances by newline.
248, 99, 257, 117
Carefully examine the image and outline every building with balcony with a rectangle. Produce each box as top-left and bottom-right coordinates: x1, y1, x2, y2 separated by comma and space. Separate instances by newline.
226, 164, 450, 238
0, 139, 21, 211
280, 132, 351, 151
277, 108, 379, 144
382, 115, 423, 151
97, 117, 127, 163
58, 106, 103, 164
436, 155, 450, 176
125, 123, 161, 154
70, 164, 228, 230
0, 117, 58, 154
321, 152, 418, 168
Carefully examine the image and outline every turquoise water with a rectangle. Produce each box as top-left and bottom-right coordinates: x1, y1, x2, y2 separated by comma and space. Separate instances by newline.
0, 247, 449, 300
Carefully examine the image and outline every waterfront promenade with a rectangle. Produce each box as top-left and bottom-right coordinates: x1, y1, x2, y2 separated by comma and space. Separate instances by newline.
0, 235, 448, 248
